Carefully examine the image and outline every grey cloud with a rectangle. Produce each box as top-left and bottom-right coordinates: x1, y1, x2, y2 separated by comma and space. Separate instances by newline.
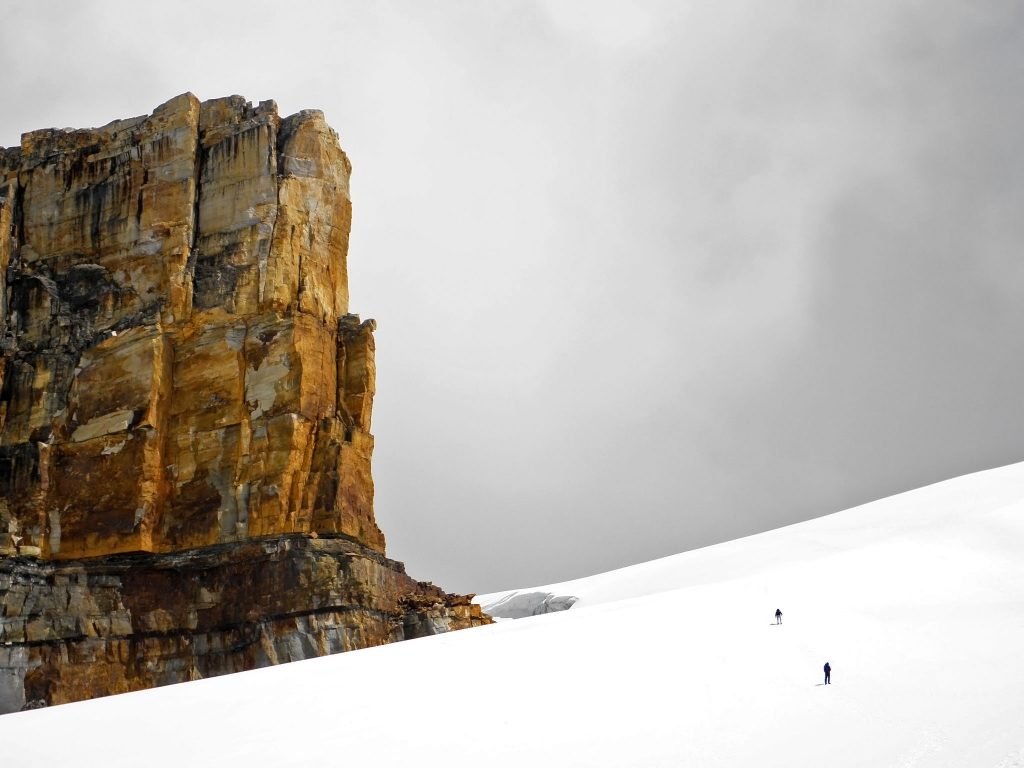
1, 1, 1022, 594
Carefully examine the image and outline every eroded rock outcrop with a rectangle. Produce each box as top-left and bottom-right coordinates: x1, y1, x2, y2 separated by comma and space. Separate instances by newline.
0, 536, 487, 713
0, 93, 378, 556
0, 95, 489, 713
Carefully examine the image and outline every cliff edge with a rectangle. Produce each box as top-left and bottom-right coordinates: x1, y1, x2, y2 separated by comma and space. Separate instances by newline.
0, 94, 489, 713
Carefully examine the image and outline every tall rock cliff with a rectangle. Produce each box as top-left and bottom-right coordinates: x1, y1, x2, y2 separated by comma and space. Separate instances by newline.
0, 95, 488, 713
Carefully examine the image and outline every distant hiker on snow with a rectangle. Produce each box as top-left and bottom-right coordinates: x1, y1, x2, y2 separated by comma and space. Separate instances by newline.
775, 608, 782, 625
824, 662, 831, 685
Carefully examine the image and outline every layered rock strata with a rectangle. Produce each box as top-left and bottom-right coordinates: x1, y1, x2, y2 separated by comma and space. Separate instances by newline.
0, 536, 486, 712
0, 95, 489, 713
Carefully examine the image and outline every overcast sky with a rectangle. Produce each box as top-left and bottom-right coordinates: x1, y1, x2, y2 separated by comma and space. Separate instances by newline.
2, 1, 1023, 594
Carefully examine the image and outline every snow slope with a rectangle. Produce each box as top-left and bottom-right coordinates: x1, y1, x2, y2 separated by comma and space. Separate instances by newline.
4, 461, 1024, 767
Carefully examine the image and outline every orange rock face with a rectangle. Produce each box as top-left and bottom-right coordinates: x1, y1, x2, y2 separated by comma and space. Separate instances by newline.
0, 96, 490, 713
0, 93, 382, 558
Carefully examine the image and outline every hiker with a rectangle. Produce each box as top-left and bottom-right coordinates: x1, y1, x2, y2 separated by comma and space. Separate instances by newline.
824, 661, 831, 685
775, 608, 782, 625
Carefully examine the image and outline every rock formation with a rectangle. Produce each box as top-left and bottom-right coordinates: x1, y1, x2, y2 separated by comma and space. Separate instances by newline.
0, 94, 489, 713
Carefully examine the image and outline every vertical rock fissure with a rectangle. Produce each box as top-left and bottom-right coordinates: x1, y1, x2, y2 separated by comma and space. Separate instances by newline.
186, 136, 205, 307
12, 175, 25, 252
230, 317, 252, 541
135, 168, 147, 226
258, 122, 275, 306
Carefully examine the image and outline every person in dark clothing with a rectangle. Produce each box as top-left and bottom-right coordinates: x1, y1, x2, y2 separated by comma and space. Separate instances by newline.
775, 608, 783, 625
824, 662, 831, 684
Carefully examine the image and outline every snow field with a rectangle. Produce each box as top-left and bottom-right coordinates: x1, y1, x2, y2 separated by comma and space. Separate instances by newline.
3, 461, 1024, 767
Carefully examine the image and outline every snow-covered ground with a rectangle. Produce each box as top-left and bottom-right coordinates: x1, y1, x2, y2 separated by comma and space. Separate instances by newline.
4, 461, 1024, 767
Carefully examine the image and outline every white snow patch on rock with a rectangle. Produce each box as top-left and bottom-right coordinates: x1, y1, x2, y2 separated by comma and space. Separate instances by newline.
478, 591, 578, 619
